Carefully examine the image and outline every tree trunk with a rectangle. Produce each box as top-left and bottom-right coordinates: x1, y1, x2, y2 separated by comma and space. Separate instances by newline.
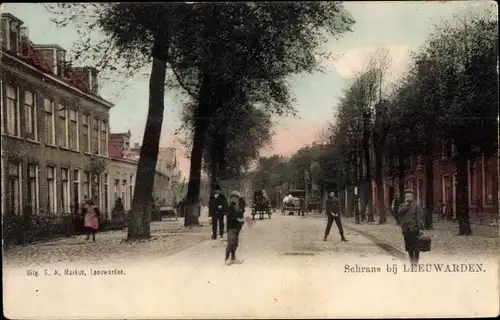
362, 125, 373, 221
354, 151, 361, 223
374, 144, 386, 224
184, 75, 212, 226
423, 142, 434, 230
456, 142, 472, 235
128, 42, 168, 240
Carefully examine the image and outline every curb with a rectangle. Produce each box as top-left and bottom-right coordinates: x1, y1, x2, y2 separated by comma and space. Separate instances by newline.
344, 224, 407, 261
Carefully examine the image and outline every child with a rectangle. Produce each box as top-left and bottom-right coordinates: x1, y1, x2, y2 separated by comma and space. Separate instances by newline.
225, 191, 245, 265
83, 199, 100, 242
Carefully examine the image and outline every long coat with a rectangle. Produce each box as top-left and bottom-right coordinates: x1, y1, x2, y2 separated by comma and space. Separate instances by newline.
397, 201, 423, 232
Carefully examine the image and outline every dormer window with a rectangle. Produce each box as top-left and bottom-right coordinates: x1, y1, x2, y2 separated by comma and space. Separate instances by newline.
56, 49, 67, 77
9, 21, 20, 53
1, 19, 7, 50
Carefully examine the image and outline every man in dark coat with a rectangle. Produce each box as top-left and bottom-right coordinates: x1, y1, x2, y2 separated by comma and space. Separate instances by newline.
225, 191, 245, 265
324, 192, 347, 242
396, 190, 424, 265
209, 184, 228, 240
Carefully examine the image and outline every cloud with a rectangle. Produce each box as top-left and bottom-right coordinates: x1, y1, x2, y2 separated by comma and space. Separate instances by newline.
331, 44, 413, 82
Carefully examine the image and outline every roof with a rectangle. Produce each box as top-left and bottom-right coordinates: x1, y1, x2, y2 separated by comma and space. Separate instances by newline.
1, 13, 24, 24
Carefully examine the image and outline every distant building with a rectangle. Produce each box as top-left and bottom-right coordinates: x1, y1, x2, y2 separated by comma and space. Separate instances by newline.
108, 130, 133, 159
107, 136, 184, 206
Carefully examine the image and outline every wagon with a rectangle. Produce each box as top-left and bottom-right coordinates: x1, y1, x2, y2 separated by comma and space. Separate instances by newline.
307, 196, 321, 212
282, 190, 306, 216
252, 190, 272, 220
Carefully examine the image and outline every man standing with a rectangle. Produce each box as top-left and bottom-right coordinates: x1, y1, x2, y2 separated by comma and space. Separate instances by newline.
209, 184, 228, 240
324, 192, 348, 242
397, 190, 424, 265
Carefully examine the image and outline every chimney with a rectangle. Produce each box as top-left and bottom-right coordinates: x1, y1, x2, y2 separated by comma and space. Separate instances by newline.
72, 67, 99, 94
20, 26, 29, 38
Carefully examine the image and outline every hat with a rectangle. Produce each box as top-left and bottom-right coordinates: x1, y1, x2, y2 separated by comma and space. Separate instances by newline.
214, 184, 221, 191
404, 189, 414, 194
230, 190, 240, 198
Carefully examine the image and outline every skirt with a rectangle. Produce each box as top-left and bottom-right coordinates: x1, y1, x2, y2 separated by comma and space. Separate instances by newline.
84, 213, 99, 230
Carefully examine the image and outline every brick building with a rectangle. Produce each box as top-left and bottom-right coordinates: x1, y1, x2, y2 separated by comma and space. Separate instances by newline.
1, 13, 113, 218
1, 13, 172, 225
370, 141, 498, 220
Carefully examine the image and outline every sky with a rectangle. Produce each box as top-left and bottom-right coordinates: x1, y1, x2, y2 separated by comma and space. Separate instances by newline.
2, 1, 494, 177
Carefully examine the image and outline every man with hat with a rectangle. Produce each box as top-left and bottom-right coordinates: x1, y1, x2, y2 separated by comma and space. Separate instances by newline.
225, 190, 245, 265
397, 189, 424, 265
209, 184, 228, 240
324, 191, 348, 242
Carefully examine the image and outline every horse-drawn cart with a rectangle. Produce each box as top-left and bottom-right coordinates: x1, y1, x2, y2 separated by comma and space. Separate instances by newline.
282, 189, 306, 216
252, 190, 272, 220
307, 196, 321, 213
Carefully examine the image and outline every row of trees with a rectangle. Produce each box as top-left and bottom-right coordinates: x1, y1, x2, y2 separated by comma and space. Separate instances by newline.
47, 2, 355, 239
253, 7, 497, 235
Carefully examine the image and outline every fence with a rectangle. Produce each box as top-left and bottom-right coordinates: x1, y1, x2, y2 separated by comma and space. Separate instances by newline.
2, 212, 126, 250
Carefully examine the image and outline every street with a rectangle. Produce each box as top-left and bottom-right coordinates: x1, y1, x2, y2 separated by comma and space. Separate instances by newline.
4, 211, 498, 319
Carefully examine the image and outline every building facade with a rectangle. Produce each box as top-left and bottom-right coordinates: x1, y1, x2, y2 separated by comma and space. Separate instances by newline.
370, 140, 499, 220
1, 13, 172, 226
107, 157, 170, 216
1, 13, 113, 219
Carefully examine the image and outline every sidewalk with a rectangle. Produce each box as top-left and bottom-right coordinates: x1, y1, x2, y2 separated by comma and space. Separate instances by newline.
341, 215, 499, 259
3, 216, 214, 268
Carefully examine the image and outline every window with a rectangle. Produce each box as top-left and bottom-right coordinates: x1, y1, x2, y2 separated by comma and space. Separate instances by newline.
72, 169, 80, 212
69, 109, 78, 150
469, 160, 477, 206
8, 162, 22, 215
92, 117, 100, 154
100, 120, 107, 156
56, 50, 66, 77
1, 20, 7, 50
442, 174, 452, 209
129, 174, 134, 209
83, 171, 90, 200
24, 90, 37, 139
103, 173, 109, 215
27, 164, 39, 216
47, 166, 57, 213
92, 173, 100, 206
57, 105, 68, 147
122, 180, 127, 208
114, 179, 119, 203
441, 139, 453, 160
417, 178, 423, 206
61, 168, 70, 213
44, 98, 55, 145
82, 114, 90, 153
9, 21, 19, 53
416, 155, 423, 170
483, 157, 493, 206
6, 84, 19, 136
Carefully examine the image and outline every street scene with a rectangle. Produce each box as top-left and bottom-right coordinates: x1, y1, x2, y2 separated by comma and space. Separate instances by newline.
2, 1, 499, 319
